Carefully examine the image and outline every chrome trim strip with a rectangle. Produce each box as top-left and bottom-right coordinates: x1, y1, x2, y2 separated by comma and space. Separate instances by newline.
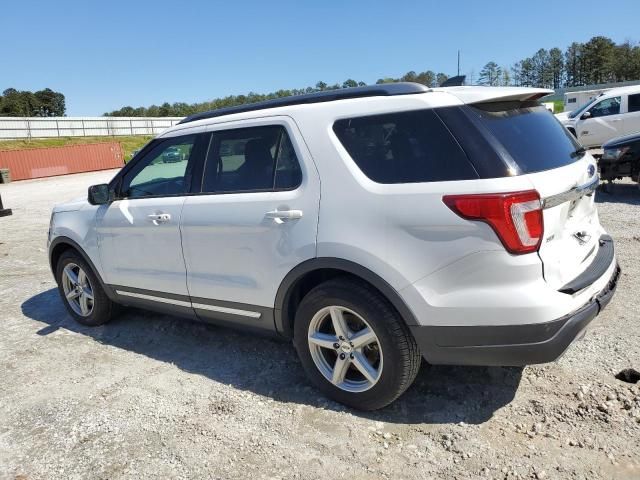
115, 290, 192, 308
115, 289, 262, 318
542, 176, 599, 209
192, 302, 262, 318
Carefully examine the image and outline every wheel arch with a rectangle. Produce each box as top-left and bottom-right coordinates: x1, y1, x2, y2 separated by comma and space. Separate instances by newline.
49, 236, 116, 300
274, 258, 418, 338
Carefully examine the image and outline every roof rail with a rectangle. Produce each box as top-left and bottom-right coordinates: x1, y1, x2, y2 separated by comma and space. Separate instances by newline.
178, 82, 429, 124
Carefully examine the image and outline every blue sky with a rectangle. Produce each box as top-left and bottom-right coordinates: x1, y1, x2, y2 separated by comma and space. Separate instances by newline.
2, 0, 639, 116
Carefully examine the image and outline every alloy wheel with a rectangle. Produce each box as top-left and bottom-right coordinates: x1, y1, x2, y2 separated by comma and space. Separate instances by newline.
307, 306, 383, 393
61, 263, 94, 317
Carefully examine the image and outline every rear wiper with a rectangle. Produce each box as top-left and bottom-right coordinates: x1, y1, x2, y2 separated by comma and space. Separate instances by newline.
571, 147, 586, 158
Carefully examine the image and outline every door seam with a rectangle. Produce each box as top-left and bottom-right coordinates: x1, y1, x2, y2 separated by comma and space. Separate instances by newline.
177, 197, 195, 312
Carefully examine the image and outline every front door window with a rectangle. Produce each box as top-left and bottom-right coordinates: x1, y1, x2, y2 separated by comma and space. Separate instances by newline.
588, 97, 621, 118
121, 135, 196, 198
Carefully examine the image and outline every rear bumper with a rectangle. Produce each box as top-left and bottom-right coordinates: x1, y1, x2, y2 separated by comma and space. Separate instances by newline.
411, 262, 620, 366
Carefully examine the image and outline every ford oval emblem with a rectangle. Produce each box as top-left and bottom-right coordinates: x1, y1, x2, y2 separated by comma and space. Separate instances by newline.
587, 164, 596, 177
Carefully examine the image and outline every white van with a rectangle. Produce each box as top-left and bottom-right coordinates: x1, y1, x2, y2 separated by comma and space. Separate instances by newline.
556, 86, 640, 147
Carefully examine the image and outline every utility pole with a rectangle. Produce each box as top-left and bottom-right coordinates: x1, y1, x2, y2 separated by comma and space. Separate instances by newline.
457, 50, 460, 76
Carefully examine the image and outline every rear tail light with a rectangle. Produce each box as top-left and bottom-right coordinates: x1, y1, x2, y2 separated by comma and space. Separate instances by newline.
443, 190, 543, 254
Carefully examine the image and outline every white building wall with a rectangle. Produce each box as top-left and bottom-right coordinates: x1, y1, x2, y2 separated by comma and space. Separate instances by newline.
0, 117, 184, 139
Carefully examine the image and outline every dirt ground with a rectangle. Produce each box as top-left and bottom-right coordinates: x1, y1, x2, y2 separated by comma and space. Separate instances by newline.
1, 170, 639, 480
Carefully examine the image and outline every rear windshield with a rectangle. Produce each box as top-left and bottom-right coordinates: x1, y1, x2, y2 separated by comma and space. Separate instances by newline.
467, 101, 583, 174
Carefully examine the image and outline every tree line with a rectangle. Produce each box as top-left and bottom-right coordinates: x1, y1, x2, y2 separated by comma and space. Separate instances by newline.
104, 80, 363, 117
479, 36, 640, 88
104, 71, 448, 117
104, 72, 450, 117
0, 88, 66, 116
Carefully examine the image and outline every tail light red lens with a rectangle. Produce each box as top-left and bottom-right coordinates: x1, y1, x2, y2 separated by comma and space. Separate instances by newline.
443, 190, 543, 254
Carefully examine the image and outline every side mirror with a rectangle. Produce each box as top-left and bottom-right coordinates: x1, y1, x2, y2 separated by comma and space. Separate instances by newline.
88, 184, 111, 205
580, 111, 592, 120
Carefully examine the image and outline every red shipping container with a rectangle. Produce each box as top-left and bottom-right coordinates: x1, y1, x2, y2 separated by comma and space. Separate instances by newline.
0, 142, 124, 181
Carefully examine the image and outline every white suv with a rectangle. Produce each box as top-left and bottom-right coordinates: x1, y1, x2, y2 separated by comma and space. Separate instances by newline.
48, 83, 620, 410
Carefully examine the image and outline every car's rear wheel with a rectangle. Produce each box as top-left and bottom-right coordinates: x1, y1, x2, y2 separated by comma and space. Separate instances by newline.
56, 250, 113, 326
293, 278, 421, 410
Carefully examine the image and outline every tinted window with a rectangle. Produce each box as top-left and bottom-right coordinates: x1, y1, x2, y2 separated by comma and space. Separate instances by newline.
121, 135, 196, 198
589, 97, 621, 117
628, 94, 640, 113
468, 102, 582, 174
202, 126, 301, 193
333, 110, 477, 184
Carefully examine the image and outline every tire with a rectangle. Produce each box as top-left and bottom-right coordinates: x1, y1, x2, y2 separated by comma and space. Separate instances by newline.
293, 277, 421, 410
55, 249, 114, 326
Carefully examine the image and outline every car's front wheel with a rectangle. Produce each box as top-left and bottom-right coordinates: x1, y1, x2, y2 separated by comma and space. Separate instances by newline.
56, 249, 113, 326
293, 278, 421, 410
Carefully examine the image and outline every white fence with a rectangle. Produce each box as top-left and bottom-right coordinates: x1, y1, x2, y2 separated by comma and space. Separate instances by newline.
0, 116, 184, 140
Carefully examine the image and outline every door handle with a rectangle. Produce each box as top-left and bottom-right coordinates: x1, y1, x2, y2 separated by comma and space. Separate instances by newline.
148, 213, 171, 225
265, 209, 303, 224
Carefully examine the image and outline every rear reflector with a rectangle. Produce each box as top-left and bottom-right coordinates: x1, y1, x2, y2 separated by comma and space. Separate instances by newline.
443, 190, 543, 254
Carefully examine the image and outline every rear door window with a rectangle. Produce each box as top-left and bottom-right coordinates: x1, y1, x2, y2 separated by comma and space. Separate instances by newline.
628, 94, 640, 113
333, 109, 478, 184
202, 125, 302, 193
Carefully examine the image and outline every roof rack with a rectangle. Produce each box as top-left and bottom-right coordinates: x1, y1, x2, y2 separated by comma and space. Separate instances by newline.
178, 82, 429, 124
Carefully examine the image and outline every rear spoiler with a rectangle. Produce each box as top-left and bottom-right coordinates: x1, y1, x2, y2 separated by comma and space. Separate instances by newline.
431, 86, 554, 105
439, 75, 466, 87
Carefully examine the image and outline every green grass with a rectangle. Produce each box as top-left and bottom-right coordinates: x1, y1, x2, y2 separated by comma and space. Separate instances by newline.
547, 100, 564, 113
0, 135, 154, 162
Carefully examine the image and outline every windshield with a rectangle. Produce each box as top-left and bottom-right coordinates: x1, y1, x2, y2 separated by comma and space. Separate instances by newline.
469, 101, 584, 175
568, 96, 600, 118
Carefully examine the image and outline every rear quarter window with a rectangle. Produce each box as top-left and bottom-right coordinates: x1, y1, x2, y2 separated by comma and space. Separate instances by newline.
333, 109, 478, 184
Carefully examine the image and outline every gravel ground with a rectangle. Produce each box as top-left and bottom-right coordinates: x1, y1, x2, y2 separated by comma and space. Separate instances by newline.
1, 171, 639, 480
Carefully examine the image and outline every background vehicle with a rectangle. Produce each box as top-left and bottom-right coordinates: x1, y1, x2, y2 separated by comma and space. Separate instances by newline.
600, 132, 640, 190
162, 146, 183, 163
556, 86, 640, 147
49, 84, 619, 410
